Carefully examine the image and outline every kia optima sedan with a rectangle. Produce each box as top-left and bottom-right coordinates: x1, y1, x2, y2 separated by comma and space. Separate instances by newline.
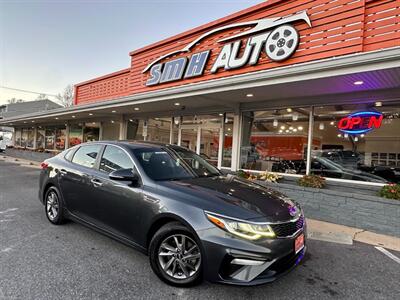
39, 141, 306, 286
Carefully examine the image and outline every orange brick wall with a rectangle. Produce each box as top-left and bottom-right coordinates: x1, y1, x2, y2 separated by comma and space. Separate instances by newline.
75, 68, 131, 105
75, 0, 400, 105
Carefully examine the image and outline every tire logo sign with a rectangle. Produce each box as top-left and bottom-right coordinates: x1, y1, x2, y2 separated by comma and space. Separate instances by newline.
265, 25, 299, 62
144, 11, 311, 86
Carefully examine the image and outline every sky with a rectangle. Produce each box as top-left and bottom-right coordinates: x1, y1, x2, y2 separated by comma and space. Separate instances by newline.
0, 0, 263, 105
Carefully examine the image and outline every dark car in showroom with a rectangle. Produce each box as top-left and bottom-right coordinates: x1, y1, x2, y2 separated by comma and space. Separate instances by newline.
39, 141, 306, 286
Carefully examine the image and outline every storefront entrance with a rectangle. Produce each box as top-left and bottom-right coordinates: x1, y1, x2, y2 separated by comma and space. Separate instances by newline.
178, 123, 222, 166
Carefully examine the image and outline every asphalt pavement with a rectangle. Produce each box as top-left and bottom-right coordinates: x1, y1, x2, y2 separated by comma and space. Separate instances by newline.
0, 161, 399, 300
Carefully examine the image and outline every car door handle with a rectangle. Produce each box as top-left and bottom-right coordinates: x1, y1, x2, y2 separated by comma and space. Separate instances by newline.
91, 178, 103, 187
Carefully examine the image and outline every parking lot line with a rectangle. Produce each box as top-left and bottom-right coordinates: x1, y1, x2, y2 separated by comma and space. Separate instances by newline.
375, 246, 400, 264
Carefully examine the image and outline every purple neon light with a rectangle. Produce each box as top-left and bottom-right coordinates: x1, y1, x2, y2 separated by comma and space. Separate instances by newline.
348, 111, 382, 117
288, 206, 297, 216
339, 128, 373, 134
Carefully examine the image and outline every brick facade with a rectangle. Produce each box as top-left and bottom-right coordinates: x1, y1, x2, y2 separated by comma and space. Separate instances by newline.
75, 0, 400, 105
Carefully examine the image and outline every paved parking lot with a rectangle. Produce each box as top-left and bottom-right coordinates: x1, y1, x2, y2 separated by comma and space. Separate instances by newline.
0, 161, 398, 300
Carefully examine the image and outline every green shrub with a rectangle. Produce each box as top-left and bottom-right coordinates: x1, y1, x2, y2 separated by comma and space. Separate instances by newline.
378, 183, 400, 200
236, 170, 250, 179
298, 174, 326, 189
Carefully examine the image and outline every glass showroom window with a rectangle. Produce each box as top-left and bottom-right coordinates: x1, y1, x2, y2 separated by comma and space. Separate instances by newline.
26, 128, 35, 148
21, 128, 28, 148
103, 121, 120, 141
15, 129, 22, 147
146, 118, 171, 143
37, 127, 45, 149
311, 103, 399, 183
69, 124, 83, 147
178, 114, 223, 165
127, 119, 138, 140
240, 108, 311, 173
84, 122, 100, 142
45, 127, 56, 150
55, 127, 66, 150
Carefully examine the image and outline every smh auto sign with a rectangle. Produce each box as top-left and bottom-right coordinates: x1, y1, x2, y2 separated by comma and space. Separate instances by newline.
144, 11, 311, 86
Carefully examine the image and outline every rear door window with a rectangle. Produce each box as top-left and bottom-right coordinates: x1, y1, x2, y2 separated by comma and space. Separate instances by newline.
71, 144, 102, 168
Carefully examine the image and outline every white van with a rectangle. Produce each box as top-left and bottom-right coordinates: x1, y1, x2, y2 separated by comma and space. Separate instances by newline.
0, 136, 7, 152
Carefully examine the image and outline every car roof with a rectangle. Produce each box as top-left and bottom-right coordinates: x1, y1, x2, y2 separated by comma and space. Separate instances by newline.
88, 140, 187, 151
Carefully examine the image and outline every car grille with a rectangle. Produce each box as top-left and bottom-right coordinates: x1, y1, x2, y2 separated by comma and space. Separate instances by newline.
270, 215, 304, 237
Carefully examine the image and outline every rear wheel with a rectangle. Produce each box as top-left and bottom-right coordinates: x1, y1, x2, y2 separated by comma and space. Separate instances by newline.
149, 222, 203, 287
45, 187, 65, 225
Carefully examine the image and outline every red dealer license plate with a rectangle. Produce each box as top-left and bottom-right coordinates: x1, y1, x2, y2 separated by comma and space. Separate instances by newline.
295, 233, 305, 254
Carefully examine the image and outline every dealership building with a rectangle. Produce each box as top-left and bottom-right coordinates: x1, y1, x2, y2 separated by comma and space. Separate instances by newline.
1, 0, 400, 190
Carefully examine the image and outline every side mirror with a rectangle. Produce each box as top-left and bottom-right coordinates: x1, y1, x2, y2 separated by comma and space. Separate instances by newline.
109, 168, 140, 185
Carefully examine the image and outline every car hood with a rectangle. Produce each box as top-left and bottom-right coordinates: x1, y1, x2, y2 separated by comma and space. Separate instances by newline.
157, 175, 298, 222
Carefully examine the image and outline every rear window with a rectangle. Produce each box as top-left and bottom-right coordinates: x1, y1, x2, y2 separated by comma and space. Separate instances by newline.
72, 144, 102, 168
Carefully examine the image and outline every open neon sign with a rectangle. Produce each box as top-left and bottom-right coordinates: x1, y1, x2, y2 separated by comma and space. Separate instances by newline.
338, 111, 383, 134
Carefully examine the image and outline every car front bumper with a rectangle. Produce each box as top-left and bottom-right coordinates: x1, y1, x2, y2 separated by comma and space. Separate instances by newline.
198, 224, 306, 285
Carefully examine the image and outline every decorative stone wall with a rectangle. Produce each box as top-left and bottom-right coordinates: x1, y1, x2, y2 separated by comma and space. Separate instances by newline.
258, 181, 400, 237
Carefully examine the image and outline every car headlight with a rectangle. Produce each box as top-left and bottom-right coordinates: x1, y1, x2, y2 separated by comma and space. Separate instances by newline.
205, 212, 275, 240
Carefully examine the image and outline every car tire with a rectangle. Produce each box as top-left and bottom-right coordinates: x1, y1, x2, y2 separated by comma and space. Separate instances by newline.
44, 186, 65, 225
149, 222, 203, 287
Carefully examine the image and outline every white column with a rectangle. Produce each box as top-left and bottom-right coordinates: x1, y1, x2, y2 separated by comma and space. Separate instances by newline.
142, 119, 148, 141
99, 122, 103, 141
177, 124, 182, 146
196, 126, 201, 154
33, 126, 38, 149
217, 115, 225, 169
65, 123, 70, 148
12, 128, 16, 146
231, 112, 242, 171
169, 117, 174, 144
119, 118, 127, 140
306, 107, 314, 175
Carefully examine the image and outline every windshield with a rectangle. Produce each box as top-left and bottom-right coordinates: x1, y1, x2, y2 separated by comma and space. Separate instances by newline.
132, 146, 221, 181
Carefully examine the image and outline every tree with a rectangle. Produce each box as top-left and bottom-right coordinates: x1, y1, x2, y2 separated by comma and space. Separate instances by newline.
55, 85, 74, 107
35, 94, 47, 100
7, 98, 24, 104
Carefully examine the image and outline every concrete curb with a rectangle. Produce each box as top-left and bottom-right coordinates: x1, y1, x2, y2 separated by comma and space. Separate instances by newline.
0, 155, 40, 169
307, 218, 400, 252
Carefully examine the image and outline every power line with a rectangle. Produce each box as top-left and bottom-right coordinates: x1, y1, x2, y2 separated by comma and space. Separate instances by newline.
0, 86, 58, 97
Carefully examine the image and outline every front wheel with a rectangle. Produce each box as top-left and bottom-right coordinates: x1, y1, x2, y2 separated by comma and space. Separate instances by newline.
149, 222, 203, 287
44, 187, 65, 225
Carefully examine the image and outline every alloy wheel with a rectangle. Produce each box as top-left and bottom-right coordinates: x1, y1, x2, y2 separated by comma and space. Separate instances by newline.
158, 234, 201, 280
46, 191, 59, 221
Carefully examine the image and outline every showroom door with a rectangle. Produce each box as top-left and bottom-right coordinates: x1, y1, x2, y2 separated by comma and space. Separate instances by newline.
178, 123, 223, 168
